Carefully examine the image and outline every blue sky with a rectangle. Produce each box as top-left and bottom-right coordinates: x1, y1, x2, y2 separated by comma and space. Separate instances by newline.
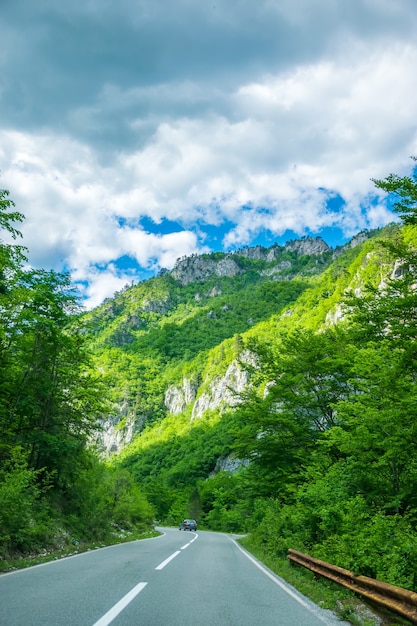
1, 0, 417, 308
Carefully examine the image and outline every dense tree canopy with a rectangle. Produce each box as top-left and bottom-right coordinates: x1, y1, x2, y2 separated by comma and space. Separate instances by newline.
0, 189, 154, 560
107, 164, 417, 591
3, 161, 417, 596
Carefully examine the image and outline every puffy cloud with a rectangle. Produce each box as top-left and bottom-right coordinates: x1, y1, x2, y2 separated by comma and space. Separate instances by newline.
1, 0, 417, 306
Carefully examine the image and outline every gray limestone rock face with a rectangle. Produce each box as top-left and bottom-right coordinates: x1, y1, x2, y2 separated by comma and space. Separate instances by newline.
261, 261, 292, 276
171, 255, 242, 285
210, 456, 250, 476
164, 377, 197, 415
284, 237, 331, 256
332, 231, 370, 259
171, 238, 332, 285
95, 411, 137, 456
191, 351, 257, 419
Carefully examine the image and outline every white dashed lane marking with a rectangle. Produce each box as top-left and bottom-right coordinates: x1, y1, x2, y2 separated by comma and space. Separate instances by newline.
92, 582, 148, 626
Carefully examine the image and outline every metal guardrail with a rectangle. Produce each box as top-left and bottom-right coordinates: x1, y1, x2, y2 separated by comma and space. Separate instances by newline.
288, 548, 417, 624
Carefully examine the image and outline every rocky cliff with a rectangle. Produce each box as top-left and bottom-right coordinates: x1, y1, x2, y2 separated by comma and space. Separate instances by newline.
171, 255, 243, 285
171, 237, 332, 285
91, 230, 381, 456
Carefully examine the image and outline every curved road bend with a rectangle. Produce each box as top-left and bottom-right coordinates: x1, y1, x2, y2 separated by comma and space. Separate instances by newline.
0, 527, 350, 626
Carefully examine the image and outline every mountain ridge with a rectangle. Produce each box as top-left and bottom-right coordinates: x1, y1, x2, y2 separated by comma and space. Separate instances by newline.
80, 217, 417, 598
85, 225, 390, 456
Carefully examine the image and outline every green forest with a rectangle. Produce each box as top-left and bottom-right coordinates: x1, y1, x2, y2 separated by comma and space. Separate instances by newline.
2, 163, 417, 603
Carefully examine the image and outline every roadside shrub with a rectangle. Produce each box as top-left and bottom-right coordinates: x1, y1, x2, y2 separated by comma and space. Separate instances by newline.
314, 511, 417, 590
0, 452, 53, 556
250, 493, 417, 591
248, 498, 314, 556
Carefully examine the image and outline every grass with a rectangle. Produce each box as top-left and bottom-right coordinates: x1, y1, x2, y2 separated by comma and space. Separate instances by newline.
0, 528, 160, 575
238, 536, 411, 626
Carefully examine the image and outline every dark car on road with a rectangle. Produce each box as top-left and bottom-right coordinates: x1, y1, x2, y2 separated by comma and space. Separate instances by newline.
178, 519, 197, 531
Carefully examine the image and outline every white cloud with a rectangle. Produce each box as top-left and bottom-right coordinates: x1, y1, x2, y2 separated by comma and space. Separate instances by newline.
1, 1, 417, 306
74, 265, 136, 310
119, 227, 206, 269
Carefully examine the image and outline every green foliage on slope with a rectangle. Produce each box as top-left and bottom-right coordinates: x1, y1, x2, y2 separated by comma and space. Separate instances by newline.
83, 248, 321, 427
109, 215, 417, 590
88, 163, 417, 592
4, 159, 417, 600
0, 189, 154, 561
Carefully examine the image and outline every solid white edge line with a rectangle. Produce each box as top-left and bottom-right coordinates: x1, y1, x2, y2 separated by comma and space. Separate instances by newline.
92, 581, 147, 626
229, 539, 337, 626
155, 550, 181, 570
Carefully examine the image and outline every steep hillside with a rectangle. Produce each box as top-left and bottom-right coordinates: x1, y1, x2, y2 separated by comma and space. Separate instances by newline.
82, 219, 417, 593
3, 166, 417, 606
84, 228, 386, 455
84, 235, 348, 451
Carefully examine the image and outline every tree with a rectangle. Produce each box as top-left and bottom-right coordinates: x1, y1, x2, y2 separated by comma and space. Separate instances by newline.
0, 190, 156, 556
0, 188, 26, 293
0, 190, 106, 486
334, 228, 417, 514
233, 327, 352, 498
327, 341, 417, 514
0, 269, 107, 486
0, 189, 27, 461
372, 156, 417, 225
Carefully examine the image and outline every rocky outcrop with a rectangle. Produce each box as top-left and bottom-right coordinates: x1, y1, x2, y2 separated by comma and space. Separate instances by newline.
347, 231, 370, 250
284, 237, 331, 256
261, 260, 292, 276
325, 304, 345, 325
164, 377, 197, 415
390, 258, 406, 280
207, 286, 222, 297
95, 409, 137, 456
171, 238, 331, 285
210, 455, 250, 476
234, 245, 270, 260
141, 294, 173, 314
332, 231, 371, 259
235, 238, 330, 260
171, 255, 242, 285
191, 350, 257, 419
266, 246, 283, 261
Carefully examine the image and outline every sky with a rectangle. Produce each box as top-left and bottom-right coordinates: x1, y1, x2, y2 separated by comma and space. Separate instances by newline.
1, 0, 417, 309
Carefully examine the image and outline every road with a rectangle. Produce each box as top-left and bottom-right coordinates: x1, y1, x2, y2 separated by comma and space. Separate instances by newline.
0, 528, 349, 625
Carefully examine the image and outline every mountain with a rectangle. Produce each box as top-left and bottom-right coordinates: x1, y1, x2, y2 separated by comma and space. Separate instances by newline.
80, 219, 417, 598
85, 229, 386, 455
3, 170, 417, 612
84, 234, 349, 452
4, 159, 417, 608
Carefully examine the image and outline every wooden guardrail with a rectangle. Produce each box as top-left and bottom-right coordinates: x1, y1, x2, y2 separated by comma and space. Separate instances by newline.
288, 548, 417, 624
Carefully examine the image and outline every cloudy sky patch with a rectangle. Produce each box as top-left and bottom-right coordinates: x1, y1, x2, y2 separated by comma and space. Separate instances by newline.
1, 0, 417, 307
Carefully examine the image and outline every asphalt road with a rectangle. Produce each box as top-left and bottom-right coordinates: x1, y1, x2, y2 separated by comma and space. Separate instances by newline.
0, 528, 349, 625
